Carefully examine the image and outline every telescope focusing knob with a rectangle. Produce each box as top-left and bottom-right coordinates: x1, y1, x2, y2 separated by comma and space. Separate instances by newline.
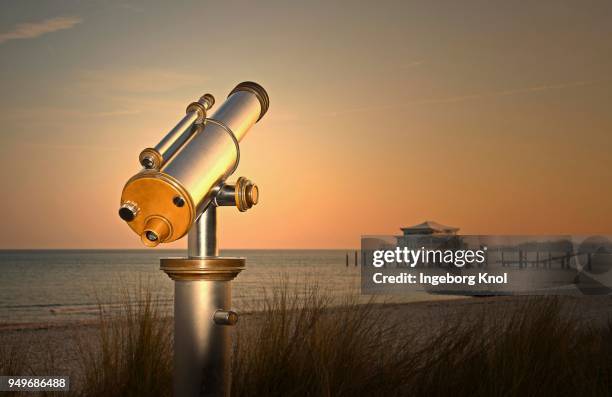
213, 177, 259, 211
236, 177, 258, 212
246, 183, 259, 206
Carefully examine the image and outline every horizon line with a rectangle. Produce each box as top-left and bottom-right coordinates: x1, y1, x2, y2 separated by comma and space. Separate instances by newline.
0, 247, 361, 251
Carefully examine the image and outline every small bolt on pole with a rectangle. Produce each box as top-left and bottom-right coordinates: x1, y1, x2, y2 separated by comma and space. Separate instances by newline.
118, 82, 269, 396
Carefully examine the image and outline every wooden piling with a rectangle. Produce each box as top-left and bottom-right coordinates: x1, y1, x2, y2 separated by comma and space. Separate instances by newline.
548, 252, 552, 269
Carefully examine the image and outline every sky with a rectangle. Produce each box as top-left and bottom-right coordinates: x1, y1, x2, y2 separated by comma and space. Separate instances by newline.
0, 0, 610, 249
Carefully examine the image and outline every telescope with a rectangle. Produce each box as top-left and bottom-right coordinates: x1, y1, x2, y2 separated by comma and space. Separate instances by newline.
118, 82, 269, 397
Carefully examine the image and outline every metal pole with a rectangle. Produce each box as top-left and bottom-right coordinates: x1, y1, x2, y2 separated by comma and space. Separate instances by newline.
189, 206, 218, 258
163, 205, 241, 397
174, 278, 231, 396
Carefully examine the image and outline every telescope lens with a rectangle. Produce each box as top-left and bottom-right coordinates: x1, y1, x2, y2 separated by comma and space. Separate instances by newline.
140, 217, 170, 247
145, 231, 159, 242
230, 81, 269, 121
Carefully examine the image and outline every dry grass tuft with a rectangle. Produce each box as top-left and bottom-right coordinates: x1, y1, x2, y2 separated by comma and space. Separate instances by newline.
232, 284, 419, 396
75, 283, 172, 397
0, 342, 29, 379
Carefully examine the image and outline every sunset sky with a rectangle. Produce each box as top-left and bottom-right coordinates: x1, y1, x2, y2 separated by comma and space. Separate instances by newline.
0, 0, 610, 249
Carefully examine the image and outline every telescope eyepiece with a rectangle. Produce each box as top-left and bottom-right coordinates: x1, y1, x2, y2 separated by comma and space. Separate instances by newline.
140, 217, 171, 247
119, 201, 139, 222
230, 81, 269, 121
145, 231, 158, 242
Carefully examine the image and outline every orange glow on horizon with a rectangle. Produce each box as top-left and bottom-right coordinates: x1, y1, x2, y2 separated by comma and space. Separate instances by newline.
0, 2, 611, 249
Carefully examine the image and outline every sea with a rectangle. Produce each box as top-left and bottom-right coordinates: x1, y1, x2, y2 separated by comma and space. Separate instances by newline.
0, 249, 435, 326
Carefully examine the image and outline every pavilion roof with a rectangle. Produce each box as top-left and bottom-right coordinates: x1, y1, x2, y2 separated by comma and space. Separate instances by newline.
400, 221, 459, 234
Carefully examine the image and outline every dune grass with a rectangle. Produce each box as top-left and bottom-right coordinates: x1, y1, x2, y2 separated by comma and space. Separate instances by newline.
0, 341, 31, 397
75, 284, 172, 397
405, 299, 612, 397
231, 284, 419, 396
2, 284, 612, 396
0, 342, 29, 381
231, 288, 612, 397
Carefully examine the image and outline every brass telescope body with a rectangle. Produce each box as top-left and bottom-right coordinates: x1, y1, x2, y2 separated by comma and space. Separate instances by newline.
119, 82, 268, 246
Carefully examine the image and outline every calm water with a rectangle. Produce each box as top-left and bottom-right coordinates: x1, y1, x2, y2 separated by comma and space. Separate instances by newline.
0, 250, 374, 325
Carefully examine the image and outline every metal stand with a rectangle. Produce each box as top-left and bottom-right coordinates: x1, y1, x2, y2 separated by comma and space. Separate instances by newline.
161, 205, 243, 397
